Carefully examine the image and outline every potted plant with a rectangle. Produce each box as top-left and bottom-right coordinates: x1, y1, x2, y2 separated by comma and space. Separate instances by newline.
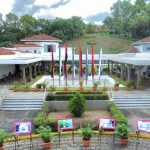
42, 82, 48, 92
0, 129, 8, 150
12, 81, 19, 92
50, 85, 56, 92
125, 80, 134, 91
24, 84, 29, 92
33, 86, 38, 92
103, 79, 108, 91
137, 78, 144, 90
81, 125, 92, 147
37, 126, 54, 149
114, 82, 120, 91
115, 123, 129, 145
93, 82, 99, 91
79, 80, 84, 91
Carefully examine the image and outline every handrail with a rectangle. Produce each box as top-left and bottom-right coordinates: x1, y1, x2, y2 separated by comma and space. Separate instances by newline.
0, 85, 6, 108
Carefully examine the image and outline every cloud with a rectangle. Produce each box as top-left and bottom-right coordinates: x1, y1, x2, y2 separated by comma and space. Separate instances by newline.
50, 0, 71, 8
12, 0, 48, 17
85, 12, 111, 23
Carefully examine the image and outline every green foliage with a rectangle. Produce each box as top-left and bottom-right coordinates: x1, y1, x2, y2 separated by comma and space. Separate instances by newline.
93, 82, 99, 88
81, 125, 92, 141
79, 80, 84, 87
126, 80, 135, 87
0, 129, 8, 147
109, 102, 127, 125
68, 92, 86, 117
37, 126, 54, 143
12, 80, 20, 88
46, 92, 109, 101
41, 102, 52, 115
115, 123, 129, 139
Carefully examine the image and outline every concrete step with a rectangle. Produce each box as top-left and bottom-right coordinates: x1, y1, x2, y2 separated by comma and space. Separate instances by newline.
2, 108, 41, 110
1, 104, 42, 108
116, 105, 150, 109
115, 101, 150, 104
4, 97, 43, 100
2, 102, 43, 105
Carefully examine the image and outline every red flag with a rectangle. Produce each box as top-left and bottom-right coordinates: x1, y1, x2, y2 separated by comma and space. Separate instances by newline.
51, 45, 54, 78
64, 44, 68, 79
92, 45, 94, 77
79, 46, 82, 78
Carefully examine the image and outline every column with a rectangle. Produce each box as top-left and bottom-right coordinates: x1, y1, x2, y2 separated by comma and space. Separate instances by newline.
108, 60, 110, 73
111, 61, 113, 74
20, 65, 26, 83
29, 65, 32, 81
120, 64, 124, 80
127, 65, 131, 81
34, 64, 37, 76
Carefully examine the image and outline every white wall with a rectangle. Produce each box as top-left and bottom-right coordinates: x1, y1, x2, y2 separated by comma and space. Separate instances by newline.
16, 47, 42, 54
0, 65, 15, 79
134, 45, 143, 52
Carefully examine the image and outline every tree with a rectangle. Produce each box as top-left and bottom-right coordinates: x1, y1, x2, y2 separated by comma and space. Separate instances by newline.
68, 92, 86, 117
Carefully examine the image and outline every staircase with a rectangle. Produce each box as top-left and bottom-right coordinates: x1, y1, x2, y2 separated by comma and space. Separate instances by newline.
1, 91, 44, 110
112, 90, 150, 109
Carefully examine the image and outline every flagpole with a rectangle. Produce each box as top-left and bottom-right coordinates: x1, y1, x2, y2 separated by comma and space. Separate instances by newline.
72, 45, 75, 85
99, 45, 102, 82
59, 45, 61, 86
86, 43, 88, 85
92, 45, 94, 85
51, 45, 54, 85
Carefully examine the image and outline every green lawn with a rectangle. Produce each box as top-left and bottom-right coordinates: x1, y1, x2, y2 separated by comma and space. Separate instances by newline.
67, 33, 133, 54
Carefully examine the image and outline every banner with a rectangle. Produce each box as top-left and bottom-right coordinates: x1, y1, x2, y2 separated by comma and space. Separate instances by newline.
57, 118, 75, 131
137, 119, 150, 132
86, 43, 88, 82
72, 45, 75, 84
91, 45, 94, 77
98, 118, 116, 130
64, 44, 68, 79
14, 122, 32, 134
79, 46, 83, 78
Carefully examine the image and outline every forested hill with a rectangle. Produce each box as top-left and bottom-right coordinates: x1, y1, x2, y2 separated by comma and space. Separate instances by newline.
67, 33, 133, 54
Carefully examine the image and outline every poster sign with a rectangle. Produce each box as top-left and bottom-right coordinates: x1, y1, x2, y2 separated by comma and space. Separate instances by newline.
98, 118, 116, 130
14, 122, 32, 134
137, 120, 150, 133
57, 118, 74, 131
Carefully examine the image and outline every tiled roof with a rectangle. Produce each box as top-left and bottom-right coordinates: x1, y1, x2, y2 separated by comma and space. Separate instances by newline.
20, 34, 61, 42
133, 37, 150, 44
126, 47, 139, 53
0, 48, 15, 55
13, 44, 41, 48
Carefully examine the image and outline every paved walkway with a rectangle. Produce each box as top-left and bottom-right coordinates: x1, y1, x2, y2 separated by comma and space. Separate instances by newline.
3, 134, 150, 150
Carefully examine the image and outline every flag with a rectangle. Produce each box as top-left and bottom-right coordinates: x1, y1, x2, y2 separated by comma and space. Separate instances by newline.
79, 46, 83, 78
64, 44, 68, 79
72, 45, 75, 84
50, 45, 54, 78
98, 45, 102, 81
91, 45, 94, 77
86, 43, 88, 80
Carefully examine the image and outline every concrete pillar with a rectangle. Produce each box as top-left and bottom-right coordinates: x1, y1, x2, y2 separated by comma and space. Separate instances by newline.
127, 65, 131, 80
120, 64, 124, 80
111, 61, 113, 74
20, 65, 26, 83
108, 60, 110, 73
34, 64, 37, 76
29, 65, 32, 81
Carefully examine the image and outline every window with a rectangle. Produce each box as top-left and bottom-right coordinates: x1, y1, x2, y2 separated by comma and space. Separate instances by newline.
34, 50, 37, 53
44, 44, 56, 52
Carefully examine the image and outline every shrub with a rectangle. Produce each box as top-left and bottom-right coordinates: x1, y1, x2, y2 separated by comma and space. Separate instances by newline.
41, 102, 52, 115
109, 102, 127, 125
68, 92, 86, 117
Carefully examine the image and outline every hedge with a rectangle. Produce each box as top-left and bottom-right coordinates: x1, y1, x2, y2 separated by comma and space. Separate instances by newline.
46, 92, 109, 101
108, 102, 127, 125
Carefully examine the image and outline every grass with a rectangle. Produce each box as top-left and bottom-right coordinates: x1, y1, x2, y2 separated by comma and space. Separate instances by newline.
67, 33, 133, 54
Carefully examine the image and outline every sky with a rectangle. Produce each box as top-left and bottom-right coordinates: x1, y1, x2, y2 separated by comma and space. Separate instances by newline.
0, 0, 134, 24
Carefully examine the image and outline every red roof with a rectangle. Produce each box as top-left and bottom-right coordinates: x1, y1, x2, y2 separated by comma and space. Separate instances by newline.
0, 48, 15, 55
20, 34, 61, 42
134, 37, 150, 44
14, 44, 41, 48
126, 47, 139, 53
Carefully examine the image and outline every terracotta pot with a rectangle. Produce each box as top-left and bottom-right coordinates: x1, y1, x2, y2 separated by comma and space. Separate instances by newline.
126, 87, 133, 91
24, 88, 29, 92
13, 87, 18, 92
0, 146, 4, 150
80, 87, 84, 92
120, 138, 129, 145
42, 88, 46, 92
103, 87, 108, 91
34, 88, 38, 92
64, 87, 68, 92
114, 86, 119, 91
137, 86, 144, 90
82, 140, 90, 147
92, 87, 97, 91
43, 142, 52, 149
